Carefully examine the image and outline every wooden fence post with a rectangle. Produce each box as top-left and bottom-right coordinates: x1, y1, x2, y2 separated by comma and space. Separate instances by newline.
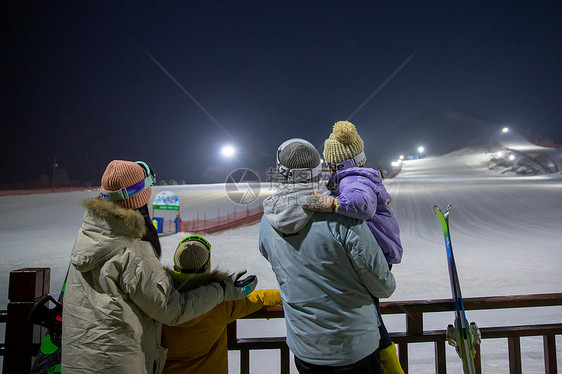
543, 335, 557, 374
3, 268, 50, 374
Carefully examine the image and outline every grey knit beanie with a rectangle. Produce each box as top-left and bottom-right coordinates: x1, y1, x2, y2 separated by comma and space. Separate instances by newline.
277, 141, 321, 183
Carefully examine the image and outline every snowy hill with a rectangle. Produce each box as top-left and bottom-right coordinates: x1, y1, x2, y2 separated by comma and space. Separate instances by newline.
1, 148, 561, 373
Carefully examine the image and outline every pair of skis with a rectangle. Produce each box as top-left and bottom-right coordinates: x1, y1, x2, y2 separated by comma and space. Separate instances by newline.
434, 205, 480, 374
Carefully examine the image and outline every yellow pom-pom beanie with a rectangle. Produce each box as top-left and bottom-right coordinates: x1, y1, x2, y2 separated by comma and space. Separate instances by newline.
323, 121, 366, 166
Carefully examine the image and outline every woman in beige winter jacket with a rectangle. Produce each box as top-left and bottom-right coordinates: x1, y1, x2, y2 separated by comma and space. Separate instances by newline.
61, 160, 257, 374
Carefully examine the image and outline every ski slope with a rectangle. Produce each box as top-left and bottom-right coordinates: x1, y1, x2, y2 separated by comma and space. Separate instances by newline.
388, 150, 562, 300
0, 148, 561, 373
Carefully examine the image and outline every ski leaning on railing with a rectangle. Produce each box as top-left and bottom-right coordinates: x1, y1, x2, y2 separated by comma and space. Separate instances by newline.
433, 204, 481, 374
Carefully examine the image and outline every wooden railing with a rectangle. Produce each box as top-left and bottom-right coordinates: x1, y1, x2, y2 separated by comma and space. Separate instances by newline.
2, 269, 560, 373
227, 305, 289, 374
227, 293, 562, 374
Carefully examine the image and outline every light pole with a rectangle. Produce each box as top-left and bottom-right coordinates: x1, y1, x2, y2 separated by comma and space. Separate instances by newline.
52, 155, 58, 192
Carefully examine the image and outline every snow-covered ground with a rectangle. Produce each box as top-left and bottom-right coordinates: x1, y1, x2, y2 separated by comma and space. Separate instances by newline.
1, 148, 561, 373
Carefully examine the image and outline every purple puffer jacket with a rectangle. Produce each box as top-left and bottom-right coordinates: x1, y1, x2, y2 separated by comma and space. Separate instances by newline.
329, 167, 403, 265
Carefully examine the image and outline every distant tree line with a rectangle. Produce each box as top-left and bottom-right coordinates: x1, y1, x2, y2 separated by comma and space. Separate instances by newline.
0, 168, 95, 191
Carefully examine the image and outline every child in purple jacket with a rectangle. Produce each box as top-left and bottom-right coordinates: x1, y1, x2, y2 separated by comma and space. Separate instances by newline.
306, 120, 404, 373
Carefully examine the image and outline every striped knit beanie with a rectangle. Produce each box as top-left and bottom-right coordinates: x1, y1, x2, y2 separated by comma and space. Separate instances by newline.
100, 160, 152, 209
323, 121, 366, 166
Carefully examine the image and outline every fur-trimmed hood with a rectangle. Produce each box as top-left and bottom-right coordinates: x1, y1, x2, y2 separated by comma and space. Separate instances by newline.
71, 197, 150, 272
82, 197, 147, 238
165, 268, 230, 292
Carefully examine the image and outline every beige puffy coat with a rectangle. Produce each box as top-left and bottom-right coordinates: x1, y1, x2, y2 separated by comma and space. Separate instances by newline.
61, 197, 225, 374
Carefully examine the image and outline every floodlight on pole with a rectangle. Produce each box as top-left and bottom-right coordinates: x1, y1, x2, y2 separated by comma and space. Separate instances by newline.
502, 127, 509, 133
417, 146, 425, 153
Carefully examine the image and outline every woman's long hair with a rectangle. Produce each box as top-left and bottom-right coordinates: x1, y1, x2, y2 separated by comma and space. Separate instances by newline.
137, 205, 162, 258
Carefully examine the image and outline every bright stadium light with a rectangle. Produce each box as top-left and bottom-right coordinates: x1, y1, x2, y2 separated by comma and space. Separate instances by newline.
417, 146, 425, 153
391, 158, 403, 167
221, 145, 236, 176
221, 145, 235, 157
502, 127, 509, 133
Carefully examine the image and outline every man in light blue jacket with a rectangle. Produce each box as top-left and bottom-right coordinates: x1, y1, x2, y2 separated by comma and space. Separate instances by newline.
259, 139, 396, 374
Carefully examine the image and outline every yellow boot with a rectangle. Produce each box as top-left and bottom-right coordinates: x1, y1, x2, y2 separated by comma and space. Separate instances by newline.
380, 342, 405, 374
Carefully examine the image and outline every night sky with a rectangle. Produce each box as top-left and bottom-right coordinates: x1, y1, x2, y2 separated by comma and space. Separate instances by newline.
2, 1, 561, 186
